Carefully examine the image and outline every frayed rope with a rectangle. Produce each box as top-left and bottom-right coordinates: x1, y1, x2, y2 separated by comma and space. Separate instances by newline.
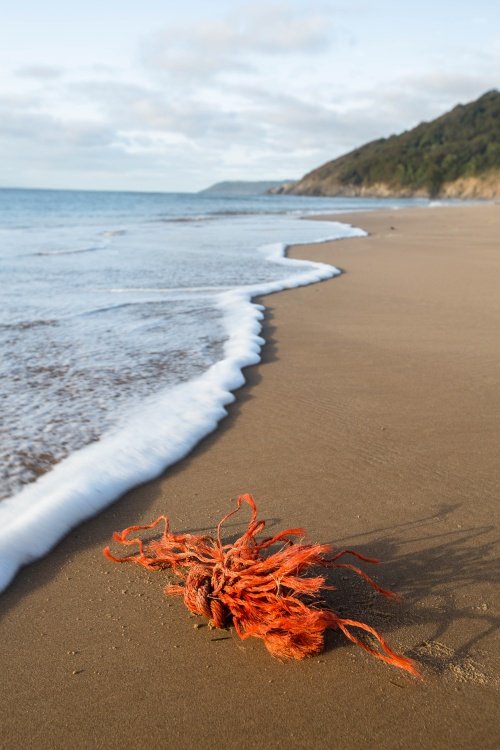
104, 493, 419, 675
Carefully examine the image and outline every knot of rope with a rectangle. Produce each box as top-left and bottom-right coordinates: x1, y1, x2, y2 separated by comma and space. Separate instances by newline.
183, 565, 227, 628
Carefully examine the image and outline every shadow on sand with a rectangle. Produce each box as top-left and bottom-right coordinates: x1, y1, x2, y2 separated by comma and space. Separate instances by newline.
321, 503, 499, 677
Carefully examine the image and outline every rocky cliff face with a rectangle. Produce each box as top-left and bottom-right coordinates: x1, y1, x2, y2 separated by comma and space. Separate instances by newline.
283, 171, 500, 199
439, 172, 500, 199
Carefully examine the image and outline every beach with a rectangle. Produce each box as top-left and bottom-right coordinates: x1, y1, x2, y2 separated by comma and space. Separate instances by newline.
1, 203, 499, 748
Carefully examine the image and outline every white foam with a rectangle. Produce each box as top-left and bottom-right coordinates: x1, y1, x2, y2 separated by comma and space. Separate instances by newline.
0, 222, 365, 592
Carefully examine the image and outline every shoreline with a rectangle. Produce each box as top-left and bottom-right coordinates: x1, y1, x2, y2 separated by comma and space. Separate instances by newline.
1, 203, 499, 748
0, 219, 363, 593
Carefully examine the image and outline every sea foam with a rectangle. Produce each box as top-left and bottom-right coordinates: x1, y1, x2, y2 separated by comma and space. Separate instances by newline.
0, 223, 365, 592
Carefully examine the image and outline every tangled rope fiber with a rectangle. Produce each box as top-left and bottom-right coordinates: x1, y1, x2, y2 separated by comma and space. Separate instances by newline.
104, 494, 418, 675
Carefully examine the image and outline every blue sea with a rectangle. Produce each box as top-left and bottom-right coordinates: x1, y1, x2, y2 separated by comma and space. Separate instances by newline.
0, 187, 433, 590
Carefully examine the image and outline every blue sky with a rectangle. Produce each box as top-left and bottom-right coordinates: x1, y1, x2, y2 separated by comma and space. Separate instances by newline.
0, 0, 498, 191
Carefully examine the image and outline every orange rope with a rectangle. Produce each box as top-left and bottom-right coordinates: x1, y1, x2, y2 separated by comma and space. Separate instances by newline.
104, 494, 419, 675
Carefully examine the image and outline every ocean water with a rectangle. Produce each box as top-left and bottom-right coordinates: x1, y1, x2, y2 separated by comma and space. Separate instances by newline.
0, 187, 431, 591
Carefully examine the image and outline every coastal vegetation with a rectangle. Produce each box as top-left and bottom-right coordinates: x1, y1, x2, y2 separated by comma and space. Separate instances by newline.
283, 90, 500, 198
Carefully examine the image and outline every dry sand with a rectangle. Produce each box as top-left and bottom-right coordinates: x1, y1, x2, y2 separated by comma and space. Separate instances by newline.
1, 204, 499, 749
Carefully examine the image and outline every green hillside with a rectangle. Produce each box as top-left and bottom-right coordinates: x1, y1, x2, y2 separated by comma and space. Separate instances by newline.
285, 90, 500, 198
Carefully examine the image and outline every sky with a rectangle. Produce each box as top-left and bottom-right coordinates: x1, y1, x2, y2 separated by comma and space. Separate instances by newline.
0, 0, 499, 192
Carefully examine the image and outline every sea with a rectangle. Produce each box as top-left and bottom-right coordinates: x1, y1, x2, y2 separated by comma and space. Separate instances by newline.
0, 187, 434, 591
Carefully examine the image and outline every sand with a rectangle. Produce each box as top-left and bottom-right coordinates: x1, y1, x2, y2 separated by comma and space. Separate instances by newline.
1, 204, 499, 749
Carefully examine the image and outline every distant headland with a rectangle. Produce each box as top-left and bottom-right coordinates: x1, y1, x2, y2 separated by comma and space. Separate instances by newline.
199, 180, 295, 196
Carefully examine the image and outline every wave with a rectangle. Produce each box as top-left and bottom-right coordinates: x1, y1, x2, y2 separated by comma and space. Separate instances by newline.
0, 222, 366, 593
212, 209, 294, 218
159, 209, 293, 223
2, 298, 210, 332
31, 244, 106, 257
0, 318, 58, 332
160, 215, 213, 223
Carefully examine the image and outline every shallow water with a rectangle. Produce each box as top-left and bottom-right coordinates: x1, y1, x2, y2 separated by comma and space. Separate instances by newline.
0, 188, 432, 499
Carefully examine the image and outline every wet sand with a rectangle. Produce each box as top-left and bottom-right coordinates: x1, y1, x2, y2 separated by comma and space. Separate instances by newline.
1, 204, 499, 749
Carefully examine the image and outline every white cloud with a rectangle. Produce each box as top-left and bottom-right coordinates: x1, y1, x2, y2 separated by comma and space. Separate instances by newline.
0, 95, 115, 148
117, 130, 200, 154
140, 2, 332, 82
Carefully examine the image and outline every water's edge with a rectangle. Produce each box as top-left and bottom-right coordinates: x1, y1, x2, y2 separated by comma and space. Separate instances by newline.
0, 223, 365, 592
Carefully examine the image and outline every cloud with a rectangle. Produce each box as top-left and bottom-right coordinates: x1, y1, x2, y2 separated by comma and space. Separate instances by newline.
141, 2, 332, 82
354, 72, 499, 139
73, 79, 233, 139
15, 65, 64, 80
393, 72, 499, 121
0, 95, 115, 148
